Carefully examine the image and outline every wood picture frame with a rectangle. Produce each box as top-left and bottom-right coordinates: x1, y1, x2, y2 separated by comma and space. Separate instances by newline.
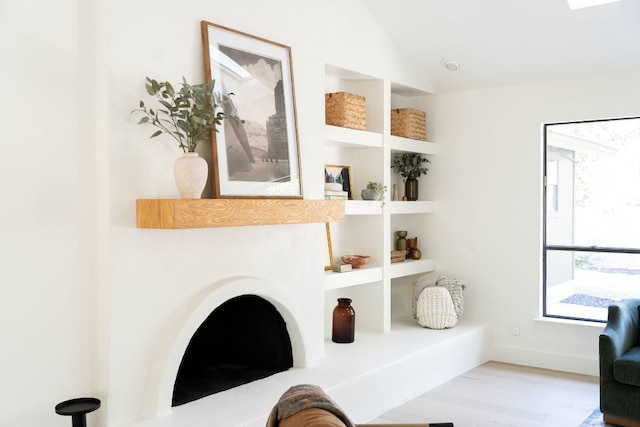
201, 21, 302, 198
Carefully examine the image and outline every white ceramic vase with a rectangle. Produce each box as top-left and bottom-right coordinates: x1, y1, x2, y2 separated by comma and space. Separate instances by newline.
174, 152, 208, 199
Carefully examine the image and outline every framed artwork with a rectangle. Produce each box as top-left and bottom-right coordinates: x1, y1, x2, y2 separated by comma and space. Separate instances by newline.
324, 164, 352, 199
201, 21, 302, 198
325, 223, 334, 271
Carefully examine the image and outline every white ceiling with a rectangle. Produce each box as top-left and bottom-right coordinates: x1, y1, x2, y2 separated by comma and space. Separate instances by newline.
361, 0, 640, 93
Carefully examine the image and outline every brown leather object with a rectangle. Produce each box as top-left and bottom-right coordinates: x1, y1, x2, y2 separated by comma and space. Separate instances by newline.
279, 408, 347, 427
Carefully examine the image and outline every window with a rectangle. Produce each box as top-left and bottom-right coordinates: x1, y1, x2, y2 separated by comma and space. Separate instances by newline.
543, 117, 640, 322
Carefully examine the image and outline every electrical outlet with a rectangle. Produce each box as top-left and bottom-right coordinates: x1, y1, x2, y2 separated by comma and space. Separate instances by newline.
511, 322, 520, 336
470, 240, 479, 252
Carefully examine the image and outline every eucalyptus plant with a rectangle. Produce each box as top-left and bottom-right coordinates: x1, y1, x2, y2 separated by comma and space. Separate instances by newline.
132, 77, 231, 153
363, 181, 387, 207
391, 152, 430, 180
366, 181, 387, 194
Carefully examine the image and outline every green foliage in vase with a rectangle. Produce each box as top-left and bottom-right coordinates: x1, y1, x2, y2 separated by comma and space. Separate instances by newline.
391, 152, 430, 179
131, 77, 235, 153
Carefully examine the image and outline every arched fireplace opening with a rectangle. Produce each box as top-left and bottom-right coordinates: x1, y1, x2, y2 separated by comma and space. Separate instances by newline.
172, 294, 293, 406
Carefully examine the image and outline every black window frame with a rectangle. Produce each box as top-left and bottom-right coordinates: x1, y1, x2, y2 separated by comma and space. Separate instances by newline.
542, 116, 640, 323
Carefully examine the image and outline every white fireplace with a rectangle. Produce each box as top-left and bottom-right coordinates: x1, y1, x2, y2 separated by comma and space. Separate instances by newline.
143, 276, 313, 419
107, 222, 328, 426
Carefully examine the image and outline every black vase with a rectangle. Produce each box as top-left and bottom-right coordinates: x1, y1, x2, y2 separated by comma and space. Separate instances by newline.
332, 298, 355, 343
405, 178, 418, 201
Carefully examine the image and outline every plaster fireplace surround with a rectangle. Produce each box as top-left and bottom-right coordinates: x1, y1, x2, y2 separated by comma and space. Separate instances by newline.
158, 276, 309, 408
130, 274, 317, 425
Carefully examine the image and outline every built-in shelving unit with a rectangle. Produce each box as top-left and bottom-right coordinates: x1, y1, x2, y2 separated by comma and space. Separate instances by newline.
324, 64, 436, 335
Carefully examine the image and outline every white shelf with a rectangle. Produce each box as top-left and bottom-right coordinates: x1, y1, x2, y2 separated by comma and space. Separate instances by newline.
324, 64, 436, 333
324, 266, 384, 290
345, 200, 383, 215
388, 134, 437, 155
325, 125, 383, 148
387, 200, 435, 215
389, 259, 435, 279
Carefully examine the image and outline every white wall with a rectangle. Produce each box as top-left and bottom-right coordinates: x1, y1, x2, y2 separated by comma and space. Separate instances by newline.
0, 1, 100, 426
426, 70, 640, 375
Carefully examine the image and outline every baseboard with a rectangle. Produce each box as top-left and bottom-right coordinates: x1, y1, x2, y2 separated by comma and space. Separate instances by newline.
491, 344, 598, 376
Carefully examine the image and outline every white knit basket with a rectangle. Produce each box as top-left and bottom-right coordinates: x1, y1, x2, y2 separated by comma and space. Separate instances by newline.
416, 287, 458, 329
411, 273, 440, 319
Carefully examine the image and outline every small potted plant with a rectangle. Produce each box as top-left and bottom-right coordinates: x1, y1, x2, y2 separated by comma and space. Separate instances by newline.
391, 153, 430, 201
361, 181, 387, 206
131, 77, 233, 198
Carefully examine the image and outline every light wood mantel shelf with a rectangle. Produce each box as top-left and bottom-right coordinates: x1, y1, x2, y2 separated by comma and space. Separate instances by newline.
136, 199, 345, 229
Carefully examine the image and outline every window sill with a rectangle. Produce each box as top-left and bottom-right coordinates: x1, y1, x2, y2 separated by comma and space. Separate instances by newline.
535, 316, 606, 329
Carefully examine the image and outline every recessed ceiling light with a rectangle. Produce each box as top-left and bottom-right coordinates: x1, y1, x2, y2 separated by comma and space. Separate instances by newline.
566, 0, 622, 10
442, 59, 461, 71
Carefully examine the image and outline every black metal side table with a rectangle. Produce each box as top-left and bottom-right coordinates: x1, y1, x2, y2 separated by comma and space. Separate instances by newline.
55, 397, 101, 427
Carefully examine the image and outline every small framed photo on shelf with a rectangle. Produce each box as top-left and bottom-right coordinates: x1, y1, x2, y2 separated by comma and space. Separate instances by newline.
324, 164, 352, 200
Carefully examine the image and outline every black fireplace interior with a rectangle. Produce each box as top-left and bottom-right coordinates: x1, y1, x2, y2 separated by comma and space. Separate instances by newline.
172, 294, 293, 406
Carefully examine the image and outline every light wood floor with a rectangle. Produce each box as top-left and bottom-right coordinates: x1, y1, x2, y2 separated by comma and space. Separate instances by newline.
369, 361, 600, 427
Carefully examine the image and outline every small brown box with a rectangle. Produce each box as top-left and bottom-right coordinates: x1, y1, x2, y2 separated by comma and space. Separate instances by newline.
391, 108, 426, 141
391, 250, 406, 263
325, 92, 366, 130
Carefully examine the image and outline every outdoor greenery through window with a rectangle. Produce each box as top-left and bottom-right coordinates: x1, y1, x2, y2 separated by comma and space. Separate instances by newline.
543, 117, 640, 322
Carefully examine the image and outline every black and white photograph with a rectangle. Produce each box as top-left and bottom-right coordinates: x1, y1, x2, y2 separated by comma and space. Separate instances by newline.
202, 21, 302, 198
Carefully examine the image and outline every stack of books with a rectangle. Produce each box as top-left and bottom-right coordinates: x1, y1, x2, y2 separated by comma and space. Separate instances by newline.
324, 190, 348, 200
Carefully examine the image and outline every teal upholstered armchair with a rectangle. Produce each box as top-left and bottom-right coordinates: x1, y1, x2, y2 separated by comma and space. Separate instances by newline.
600, 298, 640, 426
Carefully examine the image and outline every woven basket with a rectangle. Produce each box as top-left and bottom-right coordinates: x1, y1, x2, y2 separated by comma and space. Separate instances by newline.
391, 108, 426, 141
325, 92, 366, 130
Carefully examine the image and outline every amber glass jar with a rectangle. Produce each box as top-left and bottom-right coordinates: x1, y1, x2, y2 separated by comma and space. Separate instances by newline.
332, 298, 355, 343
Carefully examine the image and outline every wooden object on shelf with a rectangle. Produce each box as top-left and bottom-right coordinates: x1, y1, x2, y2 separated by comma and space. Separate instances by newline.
391, 250, 406, 263
325, 92, 366, 130
136, 199, 344, 229
391, 108, 426, 141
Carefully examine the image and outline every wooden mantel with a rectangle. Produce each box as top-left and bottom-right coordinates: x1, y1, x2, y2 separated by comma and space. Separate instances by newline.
136, 199, 345, 229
